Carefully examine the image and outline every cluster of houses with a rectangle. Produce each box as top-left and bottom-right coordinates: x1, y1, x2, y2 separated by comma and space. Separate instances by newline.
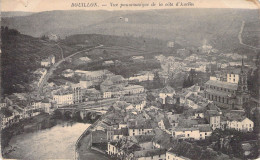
51, 69, 152, 107
0, 96, 54, 129
40, 55, 55, 67
0, 55, 58, 129
86, 79, 254, 160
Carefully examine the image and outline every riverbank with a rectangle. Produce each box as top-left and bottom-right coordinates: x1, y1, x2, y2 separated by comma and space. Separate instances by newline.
3, 122, 91, 160
77, 130, 110, 160
76, 114, 111, 160
1, 112, 93, 156
1, 113, 55, 153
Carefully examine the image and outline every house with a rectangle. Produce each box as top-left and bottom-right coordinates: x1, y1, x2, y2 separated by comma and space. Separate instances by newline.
79, 56, 91, 62
158, 118, 172, 134
100, 75, 127, 92
172, 127, 200, 140
132, 56, 144, 61
194, 111, 204, 119
107, 142, 120, 156
132, 149, 166, 160
41, 59, 51, 67
103, 91, 112, 99
103, 60, 114, 66
159, 86, 176, 104
53, 89, 74, 107
129, 71, 154, 82
198, 126, 212, 140
75, 70, 111, 82
79, 78, 93, 89
130, 99, 146, 112
185, 94, 209, 109
112, 128, 129, 141
167, 113, 180, 127
167, 41, 175, 48
226, 68, 240, 84
128, 121, 153, 136
41, 103, 52, 114
1, 105, 25, 129
205, 110, 221, 130
0, 108, 15, 129
152, 128, 173, 149
226, 117, 254, 132
166, 148, 191, 160
123, 85, 145, 95
85, 88, 101, 101
119, 122, 128, 129
131, 135, 154, 150
40, 55, 55, 67
62, 69, 75, 78
107, 140, 141, 158
0, 102, 7, 108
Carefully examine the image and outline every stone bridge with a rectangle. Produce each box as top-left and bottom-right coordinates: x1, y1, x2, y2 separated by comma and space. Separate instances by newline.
57, 107, 107, 120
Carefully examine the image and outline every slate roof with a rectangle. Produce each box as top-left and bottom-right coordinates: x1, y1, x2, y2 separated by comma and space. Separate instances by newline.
162, 118, 172, 129
205, 80, 238, 90
134, 149, 166, 158
167, 148, 191, 160
198, 126, 212, 132
206, 110, 220, 116
153, 128, 173, 149
128, 121, 153, 129
133, 135, 154, 143
114, 128, 129, 136
160, 85, 175, 93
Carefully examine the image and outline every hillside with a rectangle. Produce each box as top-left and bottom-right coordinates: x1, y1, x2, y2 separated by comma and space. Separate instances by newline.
1, 10, 132, 37
0, 27, 75, 95
1, 11, 33, 17
2, 9, 259, 52
62, 33, 183, 52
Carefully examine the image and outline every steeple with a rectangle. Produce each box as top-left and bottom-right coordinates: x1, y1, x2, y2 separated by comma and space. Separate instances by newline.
236, 57, 250, 108
241, 57, 244, 73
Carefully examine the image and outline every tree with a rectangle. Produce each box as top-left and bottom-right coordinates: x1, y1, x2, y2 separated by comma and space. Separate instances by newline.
153, 71, 163, 88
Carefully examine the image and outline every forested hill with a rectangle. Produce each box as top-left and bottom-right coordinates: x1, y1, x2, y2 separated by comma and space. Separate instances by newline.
2, 9, 259, 51
1, 27, 75, 95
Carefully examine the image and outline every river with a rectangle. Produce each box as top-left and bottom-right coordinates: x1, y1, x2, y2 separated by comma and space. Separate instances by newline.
4, 122, 91, 160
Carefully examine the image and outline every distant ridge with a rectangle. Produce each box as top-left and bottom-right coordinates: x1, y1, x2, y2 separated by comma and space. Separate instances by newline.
1, 9, 259, 51
1, 11, 34, 17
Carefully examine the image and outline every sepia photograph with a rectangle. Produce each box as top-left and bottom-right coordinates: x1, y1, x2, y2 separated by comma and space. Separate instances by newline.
0, 0, 260, 159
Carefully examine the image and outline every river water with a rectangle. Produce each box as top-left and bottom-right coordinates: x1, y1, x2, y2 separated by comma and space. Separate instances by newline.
4, 122, 91, 160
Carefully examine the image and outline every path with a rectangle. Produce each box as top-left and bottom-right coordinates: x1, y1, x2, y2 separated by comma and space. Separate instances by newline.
38, 45, 103, 94
238, 21, 260, 50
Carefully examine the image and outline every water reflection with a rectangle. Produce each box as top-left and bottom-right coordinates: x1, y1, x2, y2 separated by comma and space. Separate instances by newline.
4, 122, 90, 160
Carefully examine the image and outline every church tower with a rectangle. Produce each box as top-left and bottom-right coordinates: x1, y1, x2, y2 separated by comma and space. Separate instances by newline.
236, 58, 250, 109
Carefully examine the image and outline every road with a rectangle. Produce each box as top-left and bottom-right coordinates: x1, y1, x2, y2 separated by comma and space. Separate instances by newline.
37, 45, 103, 94
238, 21, 260, 50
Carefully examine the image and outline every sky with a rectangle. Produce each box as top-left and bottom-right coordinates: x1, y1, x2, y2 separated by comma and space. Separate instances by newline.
1, 0, 259, 12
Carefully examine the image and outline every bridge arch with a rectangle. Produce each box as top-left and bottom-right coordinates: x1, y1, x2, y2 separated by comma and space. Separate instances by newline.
64, 110, 73, 119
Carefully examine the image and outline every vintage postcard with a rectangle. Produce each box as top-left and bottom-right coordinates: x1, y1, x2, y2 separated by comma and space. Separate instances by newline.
1, 0, 260, 159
